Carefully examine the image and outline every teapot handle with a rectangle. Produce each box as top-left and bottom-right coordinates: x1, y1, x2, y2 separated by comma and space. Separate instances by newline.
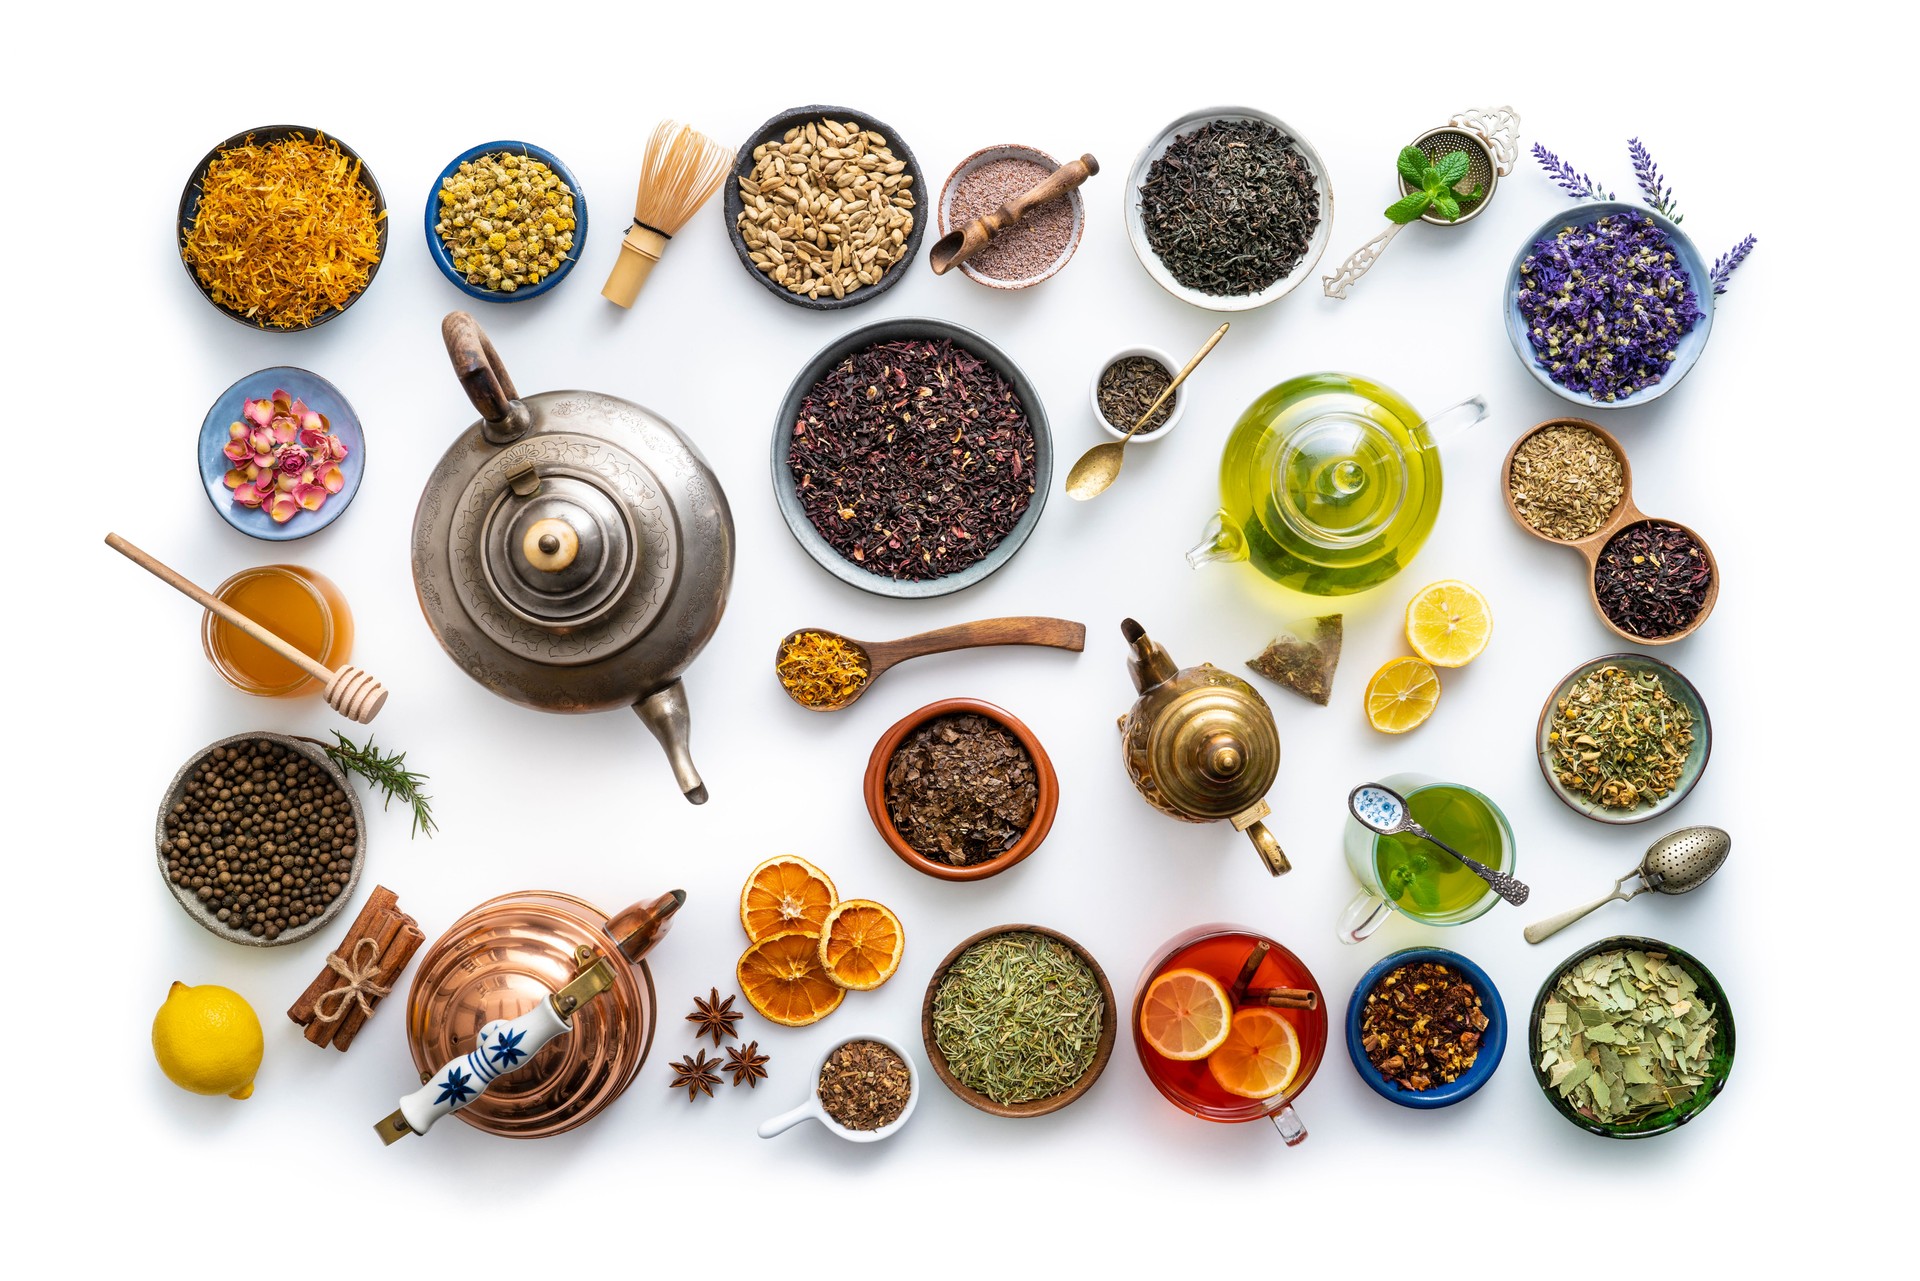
376, 1001, 572, 1144
443, 311, 532, 445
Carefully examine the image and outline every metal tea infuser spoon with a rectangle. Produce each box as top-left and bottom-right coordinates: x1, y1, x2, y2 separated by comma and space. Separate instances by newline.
1524, 825, 1731, 944
1321, 107, 1521, 300
1065, 322, 1228, 501
1349, 783, 1530, 906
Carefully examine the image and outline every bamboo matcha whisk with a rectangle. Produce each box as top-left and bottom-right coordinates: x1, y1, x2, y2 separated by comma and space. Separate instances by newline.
601, 120, 733, 307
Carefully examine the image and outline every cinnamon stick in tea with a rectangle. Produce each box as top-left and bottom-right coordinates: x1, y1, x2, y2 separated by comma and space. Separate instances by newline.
1230, 942, 1270, 1004
1243, 987, 1319, 1011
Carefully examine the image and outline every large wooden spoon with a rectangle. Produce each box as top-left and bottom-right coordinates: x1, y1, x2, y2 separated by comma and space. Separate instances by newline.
1065, 323, 1228, 501
106, 533, 387, 723
775, 617, 1086, 711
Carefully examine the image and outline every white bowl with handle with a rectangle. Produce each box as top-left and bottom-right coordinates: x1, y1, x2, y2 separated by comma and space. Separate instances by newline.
757, 1033, 920, 1143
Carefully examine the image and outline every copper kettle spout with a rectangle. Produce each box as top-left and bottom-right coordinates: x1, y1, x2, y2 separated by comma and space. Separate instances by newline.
607, 889, 685, 964
634, 682, 707, 804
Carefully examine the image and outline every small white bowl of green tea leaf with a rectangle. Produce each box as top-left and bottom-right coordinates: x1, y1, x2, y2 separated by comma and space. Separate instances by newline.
1092, 345, 1184, 443
757, 1033, 919, 1143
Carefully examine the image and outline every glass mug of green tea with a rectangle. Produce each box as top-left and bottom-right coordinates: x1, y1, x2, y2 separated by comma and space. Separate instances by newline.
1338, 773, 1516, 943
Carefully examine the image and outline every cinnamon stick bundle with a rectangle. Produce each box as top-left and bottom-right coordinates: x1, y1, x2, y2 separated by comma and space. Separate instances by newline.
288, 885, 425, 1051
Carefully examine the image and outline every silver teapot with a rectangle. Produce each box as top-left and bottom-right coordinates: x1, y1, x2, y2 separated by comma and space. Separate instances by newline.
411, 313, 734, 802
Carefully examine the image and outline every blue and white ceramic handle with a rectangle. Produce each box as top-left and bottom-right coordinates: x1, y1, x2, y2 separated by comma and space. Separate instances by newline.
396, 1001, 571, 1138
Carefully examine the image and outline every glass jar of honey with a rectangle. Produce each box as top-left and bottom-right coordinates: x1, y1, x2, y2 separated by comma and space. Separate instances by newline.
201, 564, 354, 697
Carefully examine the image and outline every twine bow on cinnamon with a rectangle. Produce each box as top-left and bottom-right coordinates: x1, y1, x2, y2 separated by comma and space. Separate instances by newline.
311, 936, 395, 1025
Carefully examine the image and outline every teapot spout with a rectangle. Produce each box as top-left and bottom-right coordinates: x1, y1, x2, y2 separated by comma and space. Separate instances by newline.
1186, 510, 1248, 570
1121, 618, 1179, 694
633, 681, 707, 804
608, 889, 686, 963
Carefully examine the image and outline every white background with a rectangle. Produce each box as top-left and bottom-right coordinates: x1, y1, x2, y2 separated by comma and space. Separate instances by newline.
6, 3, 1898, 1272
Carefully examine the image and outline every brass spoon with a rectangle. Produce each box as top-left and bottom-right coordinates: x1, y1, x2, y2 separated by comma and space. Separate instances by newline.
775, 617, 1086, 712
1065, 323, 1228, 501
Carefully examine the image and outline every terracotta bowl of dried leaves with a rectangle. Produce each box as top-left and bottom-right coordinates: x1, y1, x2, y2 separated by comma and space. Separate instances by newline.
920, 924, 1118, 1119
1528, 935, 1735, 1139
863, 698, 1059, 882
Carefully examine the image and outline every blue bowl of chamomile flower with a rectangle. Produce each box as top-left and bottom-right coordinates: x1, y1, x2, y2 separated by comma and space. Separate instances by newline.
1344, 947, 1506, 1110
424, 141, 587, 302
1504, 200, 1714, 411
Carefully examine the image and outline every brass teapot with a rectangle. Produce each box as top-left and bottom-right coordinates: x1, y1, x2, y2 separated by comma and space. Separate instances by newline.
1117, 619, 1289, 877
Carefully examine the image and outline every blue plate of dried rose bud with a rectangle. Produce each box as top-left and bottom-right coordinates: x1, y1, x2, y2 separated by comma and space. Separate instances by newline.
1504, 201, 1714, 410
1345, 946, 1507, 1110
196, 366, 365, 540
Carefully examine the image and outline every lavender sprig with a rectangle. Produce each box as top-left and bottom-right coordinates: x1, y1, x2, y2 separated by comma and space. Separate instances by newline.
1532, 142, 1613, 201
1709, 235, 1757, 296
1627, 138, 1680, 222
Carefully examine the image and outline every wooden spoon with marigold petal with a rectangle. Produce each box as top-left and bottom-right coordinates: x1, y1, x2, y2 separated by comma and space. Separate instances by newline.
775, 617, 1085, 711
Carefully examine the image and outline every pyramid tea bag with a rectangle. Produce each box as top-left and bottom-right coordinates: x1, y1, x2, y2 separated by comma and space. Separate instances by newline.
1247, 615, 1342, 706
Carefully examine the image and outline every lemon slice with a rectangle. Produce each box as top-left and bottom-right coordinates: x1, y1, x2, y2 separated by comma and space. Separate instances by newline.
1405, 580, 1492, 668
1139, 968, 1233, 1061
1207, 1007, 1302, 1100
1365, 657, 1441, 734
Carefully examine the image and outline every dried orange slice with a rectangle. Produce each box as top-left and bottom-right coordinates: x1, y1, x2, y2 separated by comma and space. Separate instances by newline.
1206, 1007, 1301, 1100
1364, 656, 1441, 734
739, 856, 837, 941
737, 930, 845, 1027
1405, 580, 1492, 668
1139, 968, 1232, 1061
817, 899, 905, 991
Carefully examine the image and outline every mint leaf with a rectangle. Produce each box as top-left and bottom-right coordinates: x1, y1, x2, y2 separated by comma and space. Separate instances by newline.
1437, 150, 1471, 187
1433, 192, 1462, 222
1396, 147, 1426, 186
1385, 191, 1432, 224
1420, 166, 1443, 192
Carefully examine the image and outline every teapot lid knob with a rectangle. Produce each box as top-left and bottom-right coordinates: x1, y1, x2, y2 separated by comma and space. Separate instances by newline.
522, 518, 580, 573
1202, 734, 1244, 780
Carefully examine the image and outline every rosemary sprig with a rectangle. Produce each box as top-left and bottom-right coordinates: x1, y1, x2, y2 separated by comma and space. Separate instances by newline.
317, 732, 437, 837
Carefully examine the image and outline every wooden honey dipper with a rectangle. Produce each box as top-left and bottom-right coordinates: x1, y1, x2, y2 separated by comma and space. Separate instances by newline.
105, 533, 387, 723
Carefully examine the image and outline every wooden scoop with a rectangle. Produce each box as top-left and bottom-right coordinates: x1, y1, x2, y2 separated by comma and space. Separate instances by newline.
105, 533, 387, 723
776, 617, 1086, 711
929, 154, 1099, 275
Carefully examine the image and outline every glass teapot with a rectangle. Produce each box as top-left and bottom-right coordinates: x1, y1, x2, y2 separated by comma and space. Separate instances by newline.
1187, 372, 1486, 596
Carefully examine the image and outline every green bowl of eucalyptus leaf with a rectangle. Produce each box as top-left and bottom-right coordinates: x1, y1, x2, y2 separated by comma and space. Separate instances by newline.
1529, 935, 1735, 1139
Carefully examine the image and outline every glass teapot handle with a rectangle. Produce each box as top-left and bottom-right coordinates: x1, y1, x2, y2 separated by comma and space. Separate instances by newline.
1421, 394, 1489, 444
443, 311, 532, 445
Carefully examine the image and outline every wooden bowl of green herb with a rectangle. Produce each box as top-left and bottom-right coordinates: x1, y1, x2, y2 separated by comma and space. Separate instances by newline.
921, 925, 1116, 1118
1529, 935, 1735, 1139
1535, 654, 1711, 825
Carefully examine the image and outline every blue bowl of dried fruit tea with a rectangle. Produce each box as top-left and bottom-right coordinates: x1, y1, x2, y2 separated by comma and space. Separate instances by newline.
197, 367, 365, 540
1504, 201, 1714, 410
1529, 936, 1734, 1138
424, 141, 587, 302
1345, 947, 1506, 1110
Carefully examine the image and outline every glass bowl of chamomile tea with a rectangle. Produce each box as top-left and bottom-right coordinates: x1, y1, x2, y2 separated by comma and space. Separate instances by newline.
1337, 773, 1516, 944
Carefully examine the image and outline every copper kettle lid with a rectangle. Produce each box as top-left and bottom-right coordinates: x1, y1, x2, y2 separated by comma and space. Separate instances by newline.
405, 889, 681, 1139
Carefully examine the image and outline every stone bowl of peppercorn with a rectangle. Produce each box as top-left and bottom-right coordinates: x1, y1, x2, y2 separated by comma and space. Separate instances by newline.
154, 732, 366, 947
864, 698, 1059, 882
1344, 947, 1507, 1110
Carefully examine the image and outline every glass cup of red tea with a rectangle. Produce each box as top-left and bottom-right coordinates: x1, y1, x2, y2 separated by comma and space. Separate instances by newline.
1131, 924, 1328, 1144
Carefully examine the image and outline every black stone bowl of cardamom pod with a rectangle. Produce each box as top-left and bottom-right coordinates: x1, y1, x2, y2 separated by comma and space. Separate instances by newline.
1528, 935, 1735, 1139
771, 316, 1053, 598
154, 732, 367, 948
722, 104, 926, 311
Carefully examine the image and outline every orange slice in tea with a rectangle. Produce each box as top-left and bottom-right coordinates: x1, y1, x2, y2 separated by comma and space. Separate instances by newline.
739, 855, 838, 941
737, 930, 845, 1027
817, 899, 905, 991
1139, 968, 1232, 1061
1364, 656, 1441, 734
1206, 1007, 1302, 1100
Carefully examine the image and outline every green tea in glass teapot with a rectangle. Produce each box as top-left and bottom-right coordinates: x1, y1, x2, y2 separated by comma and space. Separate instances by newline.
1187, 372, 1486, 596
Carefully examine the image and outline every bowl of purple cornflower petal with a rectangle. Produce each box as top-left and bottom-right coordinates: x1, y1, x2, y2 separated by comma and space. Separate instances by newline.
1505, 201, 1714, 410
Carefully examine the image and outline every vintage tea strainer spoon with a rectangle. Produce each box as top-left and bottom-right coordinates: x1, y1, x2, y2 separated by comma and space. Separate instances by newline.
1349, 783, 1530, 907
1523, 825, 1731, 945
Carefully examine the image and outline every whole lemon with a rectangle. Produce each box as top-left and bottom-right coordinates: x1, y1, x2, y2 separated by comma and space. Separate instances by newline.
152, 981, 263, 1100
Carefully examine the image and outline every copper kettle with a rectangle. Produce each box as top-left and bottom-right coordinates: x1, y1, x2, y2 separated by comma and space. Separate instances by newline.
1116, 619, 1290, 877
411, 313, 734, 803
376, 889, 682, 1143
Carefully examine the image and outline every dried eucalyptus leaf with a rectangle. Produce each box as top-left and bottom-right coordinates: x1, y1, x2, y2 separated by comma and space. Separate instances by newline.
1246, 614, 1342, 705
1534, 947, 1719, 1126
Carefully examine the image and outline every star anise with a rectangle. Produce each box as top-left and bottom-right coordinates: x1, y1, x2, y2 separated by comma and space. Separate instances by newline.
687, 987, 743, 1045
668, 1049, 722, 1100
725, 1040, 770, 1088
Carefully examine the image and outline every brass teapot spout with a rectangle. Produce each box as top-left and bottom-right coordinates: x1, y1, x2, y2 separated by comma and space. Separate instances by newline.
1116, 618, 1291, 878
